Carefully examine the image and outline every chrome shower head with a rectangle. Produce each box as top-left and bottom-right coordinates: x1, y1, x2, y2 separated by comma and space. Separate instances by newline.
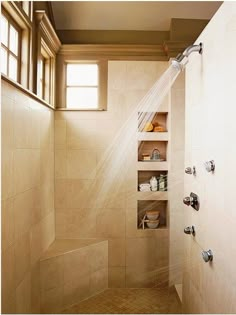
171, 43, 203, 71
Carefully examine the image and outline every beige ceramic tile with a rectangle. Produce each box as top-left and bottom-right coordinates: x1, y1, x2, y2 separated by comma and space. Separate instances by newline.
40, 212, 55, 253
67, 149, 97, 179
67, 119, 97, 149
2, 148, 14, 200
63, 248, 90, 283
2, 244, 16, 301
40, 255, 64, 291
55, 149, 67, 179
1, 198, 15, 251
16, 272, 31, 314
96, 208, 125, 238
89, 241, 108, 273
64, 208, 97, 238
1, 292, 16, 315
30, 222, 42, 266
14, 232, 31, 287
1, 95, 14, 150
41, 286, 64, 314
14, 149, 40, 194
125, 266, 158, 288
66, 179, 93, 209
63, 276, 90, 308
126, 237, 161, 269
55, 120, 67, 149
108, 239, 126, 267
13, 190, 33, 239
90, 268, 108, 296
55, 179, 67, 209
31, 262, 41, 314
28, 105, 41, 149
108, 267, 126, 288
14, 101, 31, 149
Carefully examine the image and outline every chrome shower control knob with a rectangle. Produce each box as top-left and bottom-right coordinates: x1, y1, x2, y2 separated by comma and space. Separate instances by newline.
183, 196, 191, 206
183, 192, 200, 210
185, 166, 196, 175
185, 167, 192, 174
184, 226, 195, 235
202, 249, 213, 262
204, 160, 215, 172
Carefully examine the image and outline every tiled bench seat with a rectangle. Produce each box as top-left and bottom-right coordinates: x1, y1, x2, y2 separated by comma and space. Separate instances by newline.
40, 239, 108, 313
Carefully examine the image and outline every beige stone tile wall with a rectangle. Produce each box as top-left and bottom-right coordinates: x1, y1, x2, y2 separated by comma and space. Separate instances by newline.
1, 80, 55, 314
183, 2, 236, 313
168, 72, 185, 287
55, 61, 171, 288
40, 240, 108, 313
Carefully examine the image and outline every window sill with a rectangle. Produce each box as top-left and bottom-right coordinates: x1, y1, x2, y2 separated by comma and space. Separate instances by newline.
1, 74, 55, 110
56, 107, 106, 111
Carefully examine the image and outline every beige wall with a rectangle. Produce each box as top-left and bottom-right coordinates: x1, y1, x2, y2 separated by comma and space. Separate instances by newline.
55, 60, 170, 288
169, 72, 185, 287
1, 80, 55, 313
183, 2, 236, 313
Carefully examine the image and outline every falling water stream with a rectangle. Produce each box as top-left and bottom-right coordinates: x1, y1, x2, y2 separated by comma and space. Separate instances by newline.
66, 63, 182, 285
78, 63, 181, 208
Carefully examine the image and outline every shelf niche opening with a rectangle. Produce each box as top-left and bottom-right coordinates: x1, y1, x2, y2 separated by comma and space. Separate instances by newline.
137, 200, 168, 230
138, 170, 168, 192
138, 112, 168, 132
138, 140, 168, 162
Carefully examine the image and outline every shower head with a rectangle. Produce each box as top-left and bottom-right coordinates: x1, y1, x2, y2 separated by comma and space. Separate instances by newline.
171, 43, 203, 71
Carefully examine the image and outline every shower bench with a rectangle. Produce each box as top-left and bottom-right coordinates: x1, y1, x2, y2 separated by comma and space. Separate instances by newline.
39, 238, 108, 313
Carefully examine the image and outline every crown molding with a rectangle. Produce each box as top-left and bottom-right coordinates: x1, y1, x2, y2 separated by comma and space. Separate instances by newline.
58, 44, 168, 61
34, 10, 61, 53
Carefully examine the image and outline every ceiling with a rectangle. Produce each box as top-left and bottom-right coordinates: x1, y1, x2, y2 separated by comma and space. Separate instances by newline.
51, 1, 222, 31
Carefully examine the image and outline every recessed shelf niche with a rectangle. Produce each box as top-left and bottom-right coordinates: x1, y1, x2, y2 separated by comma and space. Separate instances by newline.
138, 170, 168, 192
137, 200, 168, 230
138, 112, 168, 132
138, 141, 168, 162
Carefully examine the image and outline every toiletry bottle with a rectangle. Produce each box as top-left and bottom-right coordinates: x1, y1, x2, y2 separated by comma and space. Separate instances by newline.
150, 176, 158, 191
159, 174, 166, 191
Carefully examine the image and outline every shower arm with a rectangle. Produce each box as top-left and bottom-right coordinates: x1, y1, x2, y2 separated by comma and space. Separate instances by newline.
182, 43, 203, 57
171, 42, 203, 70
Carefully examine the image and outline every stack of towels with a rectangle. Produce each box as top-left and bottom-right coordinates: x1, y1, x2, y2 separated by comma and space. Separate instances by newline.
139, 183, 151, 192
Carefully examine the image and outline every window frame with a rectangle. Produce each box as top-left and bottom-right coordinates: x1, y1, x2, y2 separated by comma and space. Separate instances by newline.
1, 1, 32, 89
34, 11, 61, 107
65, 61, 101, 110
1, 9, 22, 83
56, 53, 108, 110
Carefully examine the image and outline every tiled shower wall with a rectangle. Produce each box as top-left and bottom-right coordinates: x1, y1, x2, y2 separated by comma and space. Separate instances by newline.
1, 81, 55, 313
169, 72, 185, 287
183, 2, 236, 313
55, 61, 170, 288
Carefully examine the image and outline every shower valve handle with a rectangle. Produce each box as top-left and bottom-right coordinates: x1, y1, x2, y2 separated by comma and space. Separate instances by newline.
183, 196, 191, 206
183, 192, 200, 211
185, 166, 196, 175
184, 226, 195, 235
202, 249, 213, 262
204, 160, 215, 172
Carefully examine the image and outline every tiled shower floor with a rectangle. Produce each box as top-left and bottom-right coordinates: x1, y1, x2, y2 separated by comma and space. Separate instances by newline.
62, 287, 182, 314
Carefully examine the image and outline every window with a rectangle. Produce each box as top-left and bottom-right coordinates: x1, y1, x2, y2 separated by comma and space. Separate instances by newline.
38, 42, 51, 103
35, 11, 61, 107
66, 63, 99, 109
39, 55, 46, 100
1, 12, 21, 82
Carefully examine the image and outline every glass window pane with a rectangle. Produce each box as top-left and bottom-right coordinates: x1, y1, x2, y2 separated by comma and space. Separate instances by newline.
9, 24, 18, 55
1, 15, 8, 46
67, 64, 98, 86
9, 54, 17, 81
1, 47, 7, 74
66, 87, 98, 109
